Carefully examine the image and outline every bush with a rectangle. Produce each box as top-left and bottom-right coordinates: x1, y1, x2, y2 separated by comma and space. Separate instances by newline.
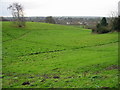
91, 27, 97, 33
45, 16, 56, 24
96, 26, 110, 34
92, 26, 110, 34
92, 17, 110, 34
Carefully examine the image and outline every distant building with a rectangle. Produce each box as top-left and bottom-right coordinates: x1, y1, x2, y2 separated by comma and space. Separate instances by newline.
66, 22, 70, 25
78, 22, 82, 25
118, 1, 120, 16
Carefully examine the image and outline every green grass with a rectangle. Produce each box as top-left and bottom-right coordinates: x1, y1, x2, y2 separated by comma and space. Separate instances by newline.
2, 22, 118, 88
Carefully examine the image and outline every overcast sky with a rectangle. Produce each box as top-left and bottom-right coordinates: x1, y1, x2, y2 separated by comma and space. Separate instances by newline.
0, 0, 120, 17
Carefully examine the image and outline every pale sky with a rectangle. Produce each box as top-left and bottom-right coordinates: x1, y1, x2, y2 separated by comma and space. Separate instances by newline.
0, 0, 119, 17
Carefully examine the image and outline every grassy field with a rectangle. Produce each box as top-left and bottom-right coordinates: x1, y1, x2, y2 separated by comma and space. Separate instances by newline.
2, 22, 118, 88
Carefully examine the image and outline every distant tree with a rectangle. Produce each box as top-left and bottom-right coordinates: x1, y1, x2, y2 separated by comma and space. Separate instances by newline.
109, 11, 120, 32
92, 17, 110, 34
100, 17, 108, 26
8, 3, 25, 27
96, 23, 100, 28
112, 16, 120, 32
45, 16, 56, 24
0, 17, 9, 21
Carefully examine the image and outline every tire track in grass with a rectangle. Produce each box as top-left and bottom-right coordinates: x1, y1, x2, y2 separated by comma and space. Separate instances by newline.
72, 40, 119, 50
19, 41, 118, 57
17, 38, 119, 50
20, 49, 66, 57
3, 31, 15, 39
3, 31, 31, 42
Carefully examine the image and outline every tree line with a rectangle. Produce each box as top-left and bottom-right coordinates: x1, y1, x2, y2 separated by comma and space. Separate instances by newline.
7, 2, 119, 33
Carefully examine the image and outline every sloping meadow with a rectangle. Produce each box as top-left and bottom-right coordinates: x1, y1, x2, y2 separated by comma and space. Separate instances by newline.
2, 22, 118, 88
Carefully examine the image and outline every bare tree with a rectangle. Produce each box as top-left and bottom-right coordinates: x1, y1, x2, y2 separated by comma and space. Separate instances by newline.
8, 3, 25, 27
107, 11, 120, 32
109, 11, 118, 23
107, 11, 118, 31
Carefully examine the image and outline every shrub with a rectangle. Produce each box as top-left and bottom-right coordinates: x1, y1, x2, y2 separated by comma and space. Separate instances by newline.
92, 26, 110, 34
92, 17, 110, 34
97, 26, 110, 34
45, 16, 56, 24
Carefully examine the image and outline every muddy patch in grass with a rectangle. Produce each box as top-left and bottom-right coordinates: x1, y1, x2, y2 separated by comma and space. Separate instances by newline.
53, 76, 60, 79
22, 81, 30, 85
105, 65, 119, 70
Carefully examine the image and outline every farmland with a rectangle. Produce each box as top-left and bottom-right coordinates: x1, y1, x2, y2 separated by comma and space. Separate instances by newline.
2, 22, 118, 88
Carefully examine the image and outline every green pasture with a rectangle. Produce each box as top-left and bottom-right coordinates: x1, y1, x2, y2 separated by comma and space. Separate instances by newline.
2, 22, 118, 88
